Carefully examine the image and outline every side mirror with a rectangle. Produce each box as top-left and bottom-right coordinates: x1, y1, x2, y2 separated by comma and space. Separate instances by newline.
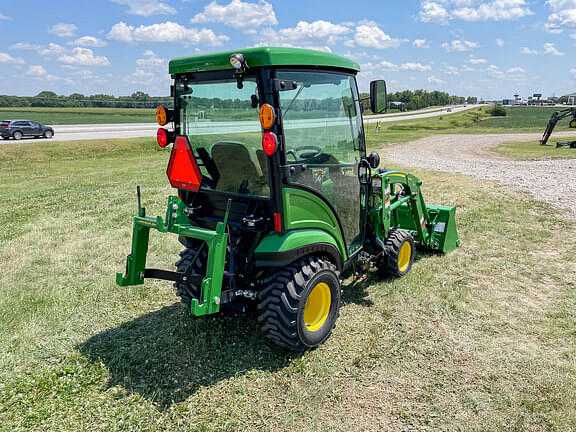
370, 80, 387, 114
367, 151, 380, 169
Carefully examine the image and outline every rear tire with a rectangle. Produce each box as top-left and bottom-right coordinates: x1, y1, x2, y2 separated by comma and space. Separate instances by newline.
258, 257, 341, 351
12, 131, 22, 140
174, 237, 208, 307
377, 229, 415, 278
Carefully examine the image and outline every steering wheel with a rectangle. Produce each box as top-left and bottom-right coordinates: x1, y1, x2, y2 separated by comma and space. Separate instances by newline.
286, 145, 323, 161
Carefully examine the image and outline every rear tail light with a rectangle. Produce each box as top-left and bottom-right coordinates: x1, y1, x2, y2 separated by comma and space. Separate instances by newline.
166, 135, 202, 191
157, 128, 171, 148
273, 212, 282, 232
262, 131, 277, 156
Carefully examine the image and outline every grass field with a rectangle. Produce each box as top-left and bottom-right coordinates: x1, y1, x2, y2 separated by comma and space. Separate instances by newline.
0, 107, 156, 125
1, 138, 575, 431
494, 137, 576, 159
364, 106, 576, 144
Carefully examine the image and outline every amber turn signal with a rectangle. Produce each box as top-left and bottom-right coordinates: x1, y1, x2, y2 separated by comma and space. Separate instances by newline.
259, 104, 275, 130
156, 105, 169, 126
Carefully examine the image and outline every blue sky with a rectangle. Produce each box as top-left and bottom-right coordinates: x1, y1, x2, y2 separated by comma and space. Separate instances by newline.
0, 0, 575, 100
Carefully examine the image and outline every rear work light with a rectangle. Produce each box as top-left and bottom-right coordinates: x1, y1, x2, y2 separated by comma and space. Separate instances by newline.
262, 131, 277, 156
166, 135, 202, 191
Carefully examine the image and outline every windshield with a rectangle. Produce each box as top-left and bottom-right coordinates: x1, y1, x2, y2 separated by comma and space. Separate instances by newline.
177, 76, 268, 197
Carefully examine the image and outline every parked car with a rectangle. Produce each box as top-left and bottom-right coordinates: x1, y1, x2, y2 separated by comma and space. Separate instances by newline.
0, 120, 54, 140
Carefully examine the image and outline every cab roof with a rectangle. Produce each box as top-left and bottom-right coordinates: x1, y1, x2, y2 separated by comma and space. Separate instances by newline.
169, 47, 360, 75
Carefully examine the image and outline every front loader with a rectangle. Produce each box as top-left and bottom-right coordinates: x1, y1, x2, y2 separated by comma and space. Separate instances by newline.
540, 107, 576, 147
117, 47, 460, 351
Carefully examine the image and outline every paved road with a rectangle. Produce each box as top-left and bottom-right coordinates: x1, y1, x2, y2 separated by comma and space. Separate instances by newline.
0, 104, 481, 144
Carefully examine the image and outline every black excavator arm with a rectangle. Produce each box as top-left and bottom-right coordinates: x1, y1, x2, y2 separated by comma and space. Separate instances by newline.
540, 107, 576, 145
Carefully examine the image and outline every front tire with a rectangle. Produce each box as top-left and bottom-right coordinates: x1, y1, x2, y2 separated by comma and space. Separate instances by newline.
258, 257, 341, 351
377, 229, 415, 278
44, 130, 53, 139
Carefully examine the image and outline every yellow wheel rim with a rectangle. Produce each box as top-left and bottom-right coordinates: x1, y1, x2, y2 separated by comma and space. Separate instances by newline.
303, 282, 331, 332
398, 241, 412, 272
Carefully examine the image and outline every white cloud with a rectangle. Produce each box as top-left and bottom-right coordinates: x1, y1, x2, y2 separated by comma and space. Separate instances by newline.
521, 46, 538, 55
571, 68, 576, 74
443, 64, 460, 75
0, 52, 24, 64
26, 65, 59, 80
420, 1, 450, 24
427, 75, 445, 85
68, 36, 107, 47
543, 42, 564, 56
258, 20, 350, 48
486, 64, 504, 78
361, 61, 431, 72
469, 56, 487, 64
441, 39, 477, 52
110, 0, 176, 16
58, 48, 111, 66
496, 38, 504, 47
136, 50, 166, 68
346, 23, 407, 49
546, 0, 576, 33
521, 43, 564, 56
107, 21, 229, 45
48, 23, 78, 38
38, 43, 67, 57
420, 0, 532, 23
412, 39, 429, 48
191, 0, 277, 34
0, 13, 12, 20
506, 67, 524, 73
10, 42, 42, 50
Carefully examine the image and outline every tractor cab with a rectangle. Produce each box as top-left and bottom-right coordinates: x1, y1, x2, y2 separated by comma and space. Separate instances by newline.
117, 47, 459, 351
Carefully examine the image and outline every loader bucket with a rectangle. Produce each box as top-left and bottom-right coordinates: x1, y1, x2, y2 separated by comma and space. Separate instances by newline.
425, 204, 460, 254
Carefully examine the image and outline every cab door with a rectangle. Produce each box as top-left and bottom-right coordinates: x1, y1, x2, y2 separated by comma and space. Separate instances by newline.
277, 70, 365, 255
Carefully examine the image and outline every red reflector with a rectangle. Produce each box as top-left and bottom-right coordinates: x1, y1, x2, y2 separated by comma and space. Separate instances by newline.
262, 132, 277, 156
274, 212, 282, 232
157, 128, 168, 148
166, 135, 202, 191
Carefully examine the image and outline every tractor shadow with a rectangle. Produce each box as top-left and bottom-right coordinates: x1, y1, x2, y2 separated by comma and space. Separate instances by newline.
78, 303, 296, 408
340, 249, 433, 306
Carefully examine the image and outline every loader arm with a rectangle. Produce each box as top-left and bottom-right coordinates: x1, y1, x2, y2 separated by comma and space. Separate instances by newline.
540, 108, 576, 145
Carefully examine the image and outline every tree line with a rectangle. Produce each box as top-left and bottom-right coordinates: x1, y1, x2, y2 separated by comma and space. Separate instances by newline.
360, 89, 477, 113
0, 91, 171, 109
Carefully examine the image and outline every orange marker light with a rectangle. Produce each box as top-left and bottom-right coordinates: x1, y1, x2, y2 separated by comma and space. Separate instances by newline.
156, 105, 168, 126
259, 104, 275, 130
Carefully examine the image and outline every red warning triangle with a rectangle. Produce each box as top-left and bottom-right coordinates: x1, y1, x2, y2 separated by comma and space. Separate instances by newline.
166, 135, 202, 191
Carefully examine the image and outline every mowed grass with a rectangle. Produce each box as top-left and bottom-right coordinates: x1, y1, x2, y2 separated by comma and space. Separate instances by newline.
0, 107, 156, 125
494, 137, 576, 159
1, 138, 576, 431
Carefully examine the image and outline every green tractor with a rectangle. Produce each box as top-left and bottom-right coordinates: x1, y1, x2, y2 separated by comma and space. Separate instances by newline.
117, 47, 460, 351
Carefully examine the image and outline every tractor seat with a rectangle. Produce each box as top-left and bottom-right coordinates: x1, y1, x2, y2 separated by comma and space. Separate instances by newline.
210, 141, 267, 195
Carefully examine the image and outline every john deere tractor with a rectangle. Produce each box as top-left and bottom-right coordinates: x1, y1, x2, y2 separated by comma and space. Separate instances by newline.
117, 47, 460, 351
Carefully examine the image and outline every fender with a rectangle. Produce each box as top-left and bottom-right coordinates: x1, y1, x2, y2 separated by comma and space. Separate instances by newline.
254, 229, 344, 271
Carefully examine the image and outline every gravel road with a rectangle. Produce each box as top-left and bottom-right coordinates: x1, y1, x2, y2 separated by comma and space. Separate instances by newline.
385, 133, 576, 220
